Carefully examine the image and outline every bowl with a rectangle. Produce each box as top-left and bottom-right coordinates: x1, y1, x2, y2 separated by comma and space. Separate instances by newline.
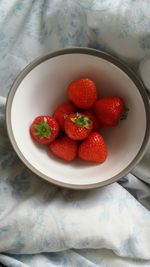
6, 48, 150, 189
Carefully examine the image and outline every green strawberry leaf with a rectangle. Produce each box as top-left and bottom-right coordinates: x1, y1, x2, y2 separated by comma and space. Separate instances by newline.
71, 113, 92, 129
120, 107, 129, 120
34, 118, 52, 139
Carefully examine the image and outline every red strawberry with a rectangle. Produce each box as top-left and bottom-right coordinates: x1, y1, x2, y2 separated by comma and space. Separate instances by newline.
78, 132, 107, 163
53, 102, 76, 129
64, 113, 93, 140
84, 110, 101, 131
49, 135, 78, 161
30, 116, 59, 144
67, 78, 98, 109
93, 97, 126, 127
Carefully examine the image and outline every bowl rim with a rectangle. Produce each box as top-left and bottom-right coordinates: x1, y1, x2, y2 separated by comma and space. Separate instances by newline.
6, 47, 150, 190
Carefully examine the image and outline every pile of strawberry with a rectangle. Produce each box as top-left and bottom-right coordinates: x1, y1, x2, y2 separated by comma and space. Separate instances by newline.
30, 78, 127, 163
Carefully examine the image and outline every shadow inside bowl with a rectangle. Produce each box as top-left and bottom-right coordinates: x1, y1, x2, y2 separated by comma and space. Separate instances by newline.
30, 136, 49, 151
45, 145, 102, 168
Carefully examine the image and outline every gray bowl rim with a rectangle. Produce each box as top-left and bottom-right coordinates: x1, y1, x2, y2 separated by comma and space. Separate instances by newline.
6, 47, 150, 190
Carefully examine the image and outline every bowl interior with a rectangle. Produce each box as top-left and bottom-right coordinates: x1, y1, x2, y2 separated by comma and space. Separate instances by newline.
10, 53, 146, 187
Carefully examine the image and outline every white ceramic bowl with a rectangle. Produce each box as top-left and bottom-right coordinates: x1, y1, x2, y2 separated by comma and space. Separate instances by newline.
6, 48, 150, 189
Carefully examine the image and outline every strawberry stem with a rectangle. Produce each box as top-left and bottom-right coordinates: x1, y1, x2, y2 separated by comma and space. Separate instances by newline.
120, 107, 129, 120
34, 118, 52, 139
71, 113, 92, 129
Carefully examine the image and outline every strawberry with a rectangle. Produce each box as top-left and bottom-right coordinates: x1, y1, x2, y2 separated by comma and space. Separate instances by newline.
78, 132, 107, 163
67, 78, 98, 109
30, 116, 59, 144
84, 110, 101, 131
53, 102, 76, 129
49, 135, 78, 161
64, 113, 93, 140
93, 97, 126, 127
